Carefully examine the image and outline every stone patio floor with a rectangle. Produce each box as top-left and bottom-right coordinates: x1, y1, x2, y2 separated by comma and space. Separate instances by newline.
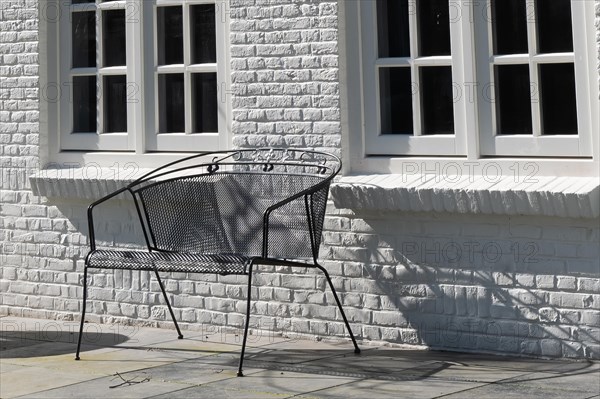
1, 316, 599, 398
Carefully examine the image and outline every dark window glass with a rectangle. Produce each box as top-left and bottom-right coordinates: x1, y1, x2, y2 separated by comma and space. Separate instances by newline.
539, 63, 577, 135
191, 5, 216, 64
72, 76, 97, 133
158, 74, 185, 133
102, 10, 126, 67
192, 73, 218, 133
494, 65, 532, 135
377, 0, 410, 58
418, 0, 450, 56
420, 66, 454, 135
491, 0, 528, 55
536, 0, 573, 53
72, 0, 94, 4
72, 11, 96, 68
103, 75, 127, 133
379, 67, 413, 134
157, 6, 183, 65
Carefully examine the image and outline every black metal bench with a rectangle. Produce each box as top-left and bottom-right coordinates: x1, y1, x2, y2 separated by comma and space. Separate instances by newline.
75, 148, 360, 376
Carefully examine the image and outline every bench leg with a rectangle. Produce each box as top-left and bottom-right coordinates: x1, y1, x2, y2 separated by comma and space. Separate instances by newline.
317, 265, 361, 354
154, 271, 183, 339
237, 266, 253, 377
75, 267, 88, 360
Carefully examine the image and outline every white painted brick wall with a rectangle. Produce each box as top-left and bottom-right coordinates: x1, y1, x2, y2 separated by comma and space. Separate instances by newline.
0, 0, 599, 360
229, 0, 341, 156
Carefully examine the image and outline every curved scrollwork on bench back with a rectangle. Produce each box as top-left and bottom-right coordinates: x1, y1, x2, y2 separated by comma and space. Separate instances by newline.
132, 148, 340, 186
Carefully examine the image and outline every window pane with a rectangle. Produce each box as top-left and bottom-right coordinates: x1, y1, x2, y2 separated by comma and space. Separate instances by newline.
536, 0, 573, 53
418, 0, 450, 56
72, 11, 96, 68
494, 65, 532, 135
377, 0, 410, 58
72, 0, 94, 4
539, 64, 577, 135
158, 74, 185, 133
103, 75, 127, 133
491, 0, 528, 55
72, 76, 96, 133
191, 4, 216, 64
103, 10, 126, 67
379, 67, 413, 134
157, 6, 183, 65
192, 73, 218, 133
420, 66, 454, 135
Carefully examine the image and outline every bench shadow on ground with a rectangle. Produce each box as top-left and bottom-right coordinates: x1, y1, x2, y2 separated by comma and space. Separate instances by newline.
0, 328, 130, 359
225, 347, 599, 382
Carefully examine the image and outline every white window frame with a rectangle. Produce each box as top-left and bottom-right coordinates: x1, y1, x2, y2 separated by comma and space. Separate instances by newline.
59, 0, 132, 151
361, 0, 467, 156
145, 0, 228, 152
474, 0, 594, 157
342, 0, 599, 176
46, 0, 230, 165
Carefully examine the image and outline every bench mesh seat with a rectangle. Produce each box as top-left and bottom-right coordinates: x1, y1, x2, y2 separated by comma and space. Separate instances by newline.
87, 250, 250, 275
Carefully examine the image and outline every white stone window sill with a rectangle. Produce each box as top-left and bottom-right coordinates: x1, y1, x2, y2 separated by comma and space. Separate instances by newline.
29, 168, 153, 200
331, 174, 600, 219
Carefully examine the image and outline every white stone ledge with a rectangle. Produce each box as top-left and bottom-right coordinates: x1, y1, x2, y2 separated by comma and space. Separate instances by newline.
331, 174, 600, 219
29, 168, 153, 200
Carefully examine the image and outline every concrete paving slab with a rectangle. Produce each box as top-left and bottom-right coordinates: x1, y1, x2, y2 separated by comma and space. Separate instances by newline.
442, 369, 600, 398
0, 365, 97, 398
196, 326, 294, 348
0, 362, 28, 374
150, 369, 357, 399
297, 375, 486, 399
420, 349, 598, 374
16, 372, 186, 399
296, 347, 436, 377
2, 343, 188, 375
0, 317, 198, 349
1, 336, 46, 352
1, 341, 83, 362
111, 358, 254, 386
138, 335, 244, 356
401, 361, 528, 383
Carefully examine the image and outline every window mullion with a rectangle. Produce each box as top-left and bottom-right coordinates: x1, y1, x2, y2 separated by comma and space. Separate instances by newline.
216, 0, 230, 149
128, 0, 145, 153
525, 0, 541, 138
60, 1, 72, 143
183, 1, 192, 135
453, 0, 476, 159
407, 0, 420, 137
96, 4, 104, 135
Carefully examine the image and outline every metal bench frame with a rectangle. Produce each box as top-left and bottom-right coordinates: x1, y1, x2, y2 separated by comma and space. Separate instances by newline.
74, 148, 360, 376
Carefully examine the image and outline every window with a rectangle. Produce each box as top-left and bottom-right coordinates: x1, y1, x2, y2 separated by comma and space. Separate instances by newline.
475, 0, 592, 156
53, 0, 229, 154
363, 0, 463, 156
354, 0, 596, 159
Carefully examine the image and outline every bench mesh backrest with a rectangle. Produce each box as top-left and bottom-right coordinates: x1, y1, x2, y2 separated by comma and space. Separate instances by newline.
135, 172, 327, 259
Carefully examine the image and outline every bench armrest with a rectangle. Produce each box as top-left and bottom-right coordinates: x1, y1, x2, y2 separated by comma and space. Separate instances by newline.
87, 186, 131, 251
261, 181, 330, 259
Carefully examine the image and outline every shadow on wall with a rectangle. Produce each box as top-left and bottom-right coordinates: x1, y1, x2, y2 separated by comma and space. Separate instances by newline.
321, 211, 600, 360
